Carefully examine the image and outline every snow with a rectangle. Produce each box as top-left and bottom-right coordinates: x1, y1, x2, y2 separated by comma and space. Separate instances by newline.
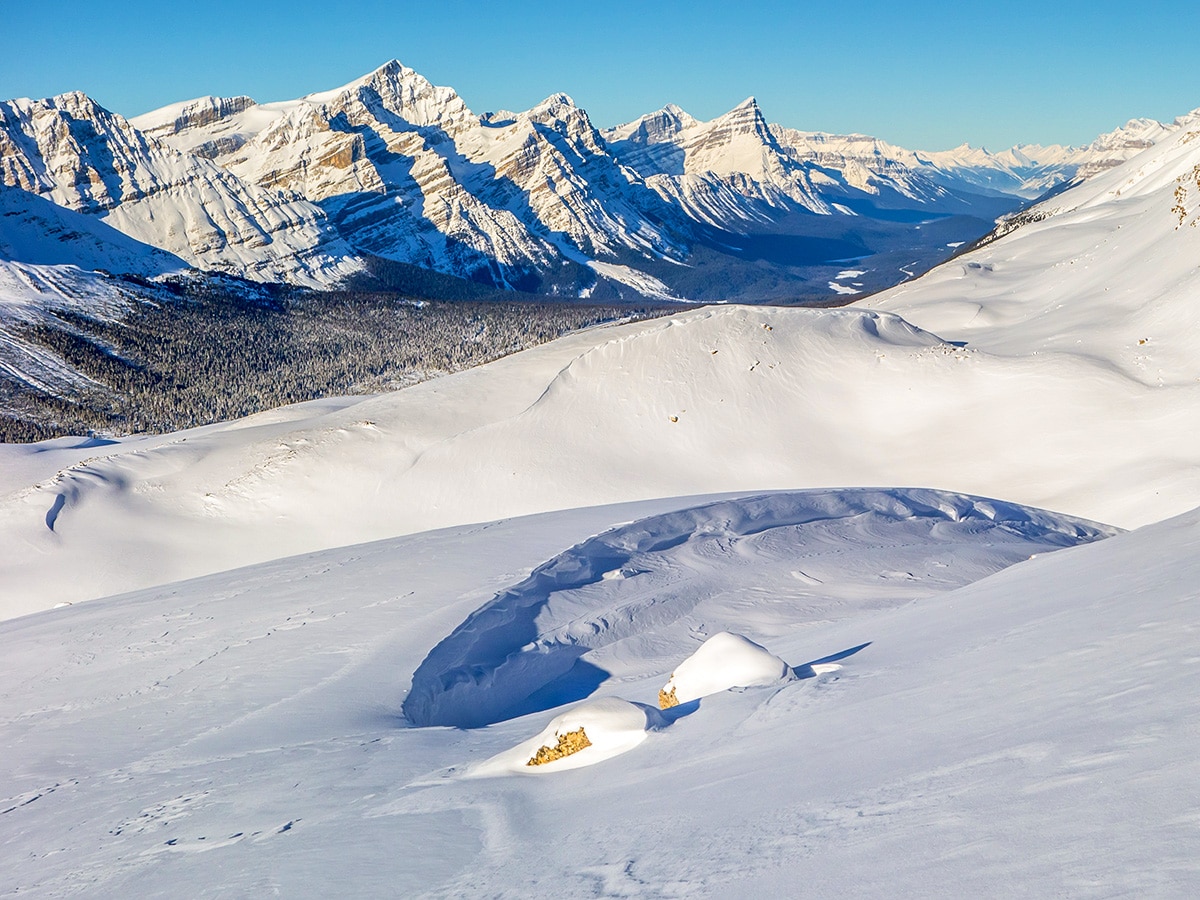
2, 287, 1196, 619
827, 280, 861, 295
911, 112, 1190, 198
470, 698, 664, 775
585, 260, 684, 301
399, 489, 1110, 731
865, 121, 1200, 384
0, 184, 187, 278
659, 632, 792, 705
1, 490, 1196, 895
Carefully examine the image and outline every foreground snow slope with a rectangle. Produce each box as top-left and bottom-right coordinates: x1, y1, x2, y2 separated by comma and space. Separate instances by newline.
1, 301, 1196, 618
1, 490, 1194, 896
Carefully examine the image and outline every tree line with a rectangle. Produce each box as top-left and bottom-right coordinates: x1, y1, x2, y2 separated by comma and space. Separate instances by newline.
0, 285, 671, 443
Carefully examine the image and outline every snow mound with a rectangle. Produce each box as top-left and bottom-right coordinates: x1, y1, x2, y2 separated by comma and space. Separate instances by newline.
658, 632, 791, 708
469, 698, 664, 776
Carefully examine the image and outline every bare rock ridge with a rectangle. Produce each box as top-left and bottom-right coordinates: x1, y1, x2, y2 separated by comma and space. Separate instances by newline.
1, 59, 1193, 301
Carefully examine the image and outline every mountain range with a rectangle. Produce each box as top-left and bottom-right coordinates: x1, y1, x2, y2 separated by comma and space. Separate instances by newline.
3, 60, 1191, 306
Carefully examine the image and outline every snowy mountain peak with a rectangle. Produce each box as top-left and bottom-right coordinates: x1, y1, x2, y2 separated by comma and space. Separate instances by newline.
523, 92, 580, 124
603, 104, 698, 146
714, 96, 768, 126
313, 58, 417, 98
533, 91, 576, 111
1173, 106, 1200, 127
330, 59, 474, 133
371, 58, 407, 79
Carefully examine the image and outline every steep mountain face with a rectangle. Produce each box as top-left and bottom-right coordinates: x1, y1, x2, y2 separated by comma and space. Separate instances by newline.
0, 182, 186, 277
0, 92, 362, 286
132, 61, 1036, 300
135, 62, 687, 296
608, 102, 1196, 221
603, 98, 1032, 299
0, 182, 183, 408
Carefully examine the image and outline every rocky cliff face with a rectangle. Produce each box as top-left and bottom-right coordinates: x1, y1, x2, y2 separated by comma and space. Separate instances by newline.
134, 62, 687, 293
606, 97, 995, 226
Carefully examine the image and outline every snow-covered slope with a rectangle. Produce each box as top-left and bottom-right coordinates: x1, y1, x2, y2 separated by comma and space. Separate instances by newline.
2, 489, 1195, 895
0, 183, 187, 278
0, 183, 186, 405
0, 92, 361, 286
864, 118, 1200, 385
2, 293, 1196, 619
0, 260, 148, 405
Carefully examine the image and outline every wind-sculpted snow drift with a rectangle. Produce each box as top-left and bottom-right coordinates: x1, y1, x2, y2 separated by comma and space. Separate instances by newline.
404, 489, 1113, 728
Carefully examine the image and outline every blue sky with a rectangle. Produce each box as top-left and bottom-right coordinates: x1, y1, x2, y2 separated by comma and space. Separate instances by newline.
2, 0, 1197, 150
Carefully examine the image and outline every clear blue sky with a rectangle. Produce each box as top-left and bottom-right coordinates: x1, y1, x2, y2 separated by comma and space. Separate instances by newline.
2, 0, 1198, 151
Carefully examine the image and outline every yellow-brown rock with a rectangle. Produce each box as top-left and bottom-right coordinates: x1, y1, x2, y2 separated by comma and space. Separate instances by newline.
526, 727, 592, 766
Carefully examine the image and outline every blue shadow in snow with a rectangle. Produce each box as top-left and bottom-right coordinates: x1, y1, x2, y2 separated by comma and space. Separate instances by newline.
792, 642, 872, 679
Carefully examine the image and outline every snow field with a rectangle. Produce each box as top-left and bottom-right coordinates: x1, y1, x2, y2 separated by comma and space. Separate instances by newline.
2, 490, 1195, 895
0, 296, 1183, 619
400, 489, 1111, 730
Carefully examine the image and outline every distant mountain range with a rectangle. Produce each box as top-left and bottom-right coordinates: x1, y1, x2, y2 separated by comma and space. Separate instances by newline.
2, 60, 1191, 305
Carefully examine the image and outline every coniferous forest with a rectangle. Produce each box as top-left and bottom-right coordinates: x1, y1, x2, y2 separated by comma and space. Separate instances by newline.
0, 283, 671, 443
